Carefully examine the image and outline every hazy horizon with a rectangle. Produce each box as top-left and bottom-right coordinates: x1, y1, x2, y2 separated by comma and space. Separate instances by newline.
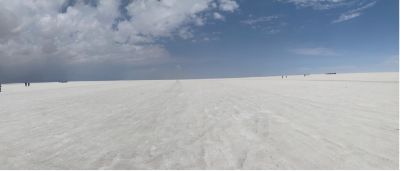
1, 71, 399, 84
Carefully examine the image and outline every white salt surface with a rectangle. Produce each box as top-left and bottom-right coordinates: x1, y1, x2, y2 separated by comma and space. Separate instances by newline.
0, 72, 398, 169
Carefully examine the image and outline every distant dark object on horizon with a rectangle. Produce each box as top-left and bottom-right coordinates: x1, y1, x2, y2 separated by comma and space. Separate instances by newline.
59, 80, 68, 83
326, 73, 336, 75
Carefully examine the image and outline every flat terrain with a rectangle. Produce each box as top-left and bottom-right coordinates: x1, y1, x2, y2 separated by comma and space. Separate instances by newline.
0, 72, 398, 169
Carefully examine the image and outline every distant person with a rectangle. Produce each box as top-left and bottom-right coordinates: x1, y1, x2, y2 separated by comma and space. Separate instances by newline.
0, 83, 2, 92
281, 75, 284, 79
285, 75, 287, 78
28, 82, 30, 86
24, 82, 27, 87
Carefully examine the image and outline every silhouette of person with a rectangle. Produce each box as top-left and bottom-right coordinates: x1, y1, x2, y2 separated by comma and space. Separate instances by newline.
24, 82, 27, 87
0, 83, 2, 92
28, 82, 30, 86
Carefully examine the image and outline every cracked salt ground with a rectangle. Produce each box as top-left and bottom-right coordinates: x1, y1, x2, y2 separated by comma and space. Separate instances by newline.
0, 72, 398, 169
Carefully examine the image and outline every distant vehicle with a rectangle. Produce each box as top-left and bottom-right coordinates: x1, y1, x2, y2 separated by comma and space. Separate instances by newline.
326, 73, 336, 75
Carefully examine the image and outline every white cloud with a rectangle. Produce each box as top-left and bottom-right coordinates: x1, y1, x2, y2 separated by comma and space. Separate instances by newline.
0, 0, 239, 70
126, 0, 212, 37
278, 0, 377, 24
278, 0, 350, 10
241, 16, 279, 25
332, 12, 361, 23
240, 15, 285, 34
213, 12, 225, 20
218, 0, 239, 12
332, 1, 376, 23
291, 47, 338, 56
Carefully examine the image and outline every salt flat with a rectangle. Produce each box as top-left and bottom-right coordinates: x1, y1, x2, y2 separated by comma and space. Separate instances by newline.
0, 72, 398, 169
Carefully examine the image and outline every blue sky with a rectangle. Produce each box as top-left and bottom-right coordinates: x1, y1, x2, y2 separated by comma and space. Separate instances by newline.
0, 0, 398, 82
164, 0, 398, 78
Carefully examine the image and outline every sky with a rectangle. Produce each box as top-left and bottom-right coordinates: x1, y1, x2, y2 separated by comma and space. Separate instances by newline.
0, 0, 398, 82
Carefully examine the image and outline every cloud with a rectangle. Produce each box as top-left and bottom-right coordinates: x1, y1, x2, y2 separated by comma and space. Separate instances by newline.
278, 0, 377, 24
278, 0, 350, 10
218, 0, 239, 12
291, 47, 338, 56
332, 1, 376, 23
332, 13, 361, 23
213, 12, 225, 20
241, 15, 285, 34
0, 0, 239, 82
241, 16, 279, 25
125, 0, 213, 37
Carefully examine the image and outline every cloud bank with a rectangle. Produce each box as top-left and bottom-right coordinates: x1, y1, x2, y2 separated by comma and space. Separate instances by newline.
0, 0, 238, 82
